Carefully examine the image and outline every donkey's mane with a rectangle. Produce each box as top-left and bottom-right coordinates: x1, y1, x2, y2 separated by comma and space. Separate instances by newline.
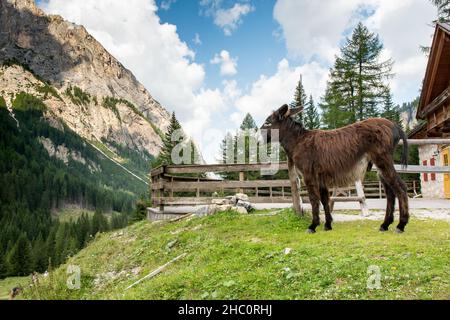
285, 115, 308, 136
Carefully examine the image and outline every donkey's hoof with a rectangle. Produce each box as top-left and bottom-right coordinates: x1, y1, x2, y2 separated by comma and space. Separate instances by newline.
379, 226, 389, 232
324, 225, 333, 231
395, 228, 404, 234
306, 229, 316, 234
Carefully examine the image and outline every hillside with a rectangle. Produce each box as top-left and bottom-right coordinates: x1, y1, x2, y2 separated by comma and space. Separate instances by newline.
1, 0, 170, 154
0, 0, 179, 280
24, 210, 450, 300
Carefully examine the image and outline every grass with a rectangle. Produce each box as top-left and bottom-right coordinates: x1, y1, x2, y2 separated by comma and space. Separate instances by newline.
0, 277, 30, 300
23, 209, 450, 300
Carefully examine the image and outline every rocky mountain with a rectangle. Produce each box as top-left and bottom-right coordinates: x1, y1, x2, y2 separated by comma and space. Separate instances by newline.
0, 0, 171, 158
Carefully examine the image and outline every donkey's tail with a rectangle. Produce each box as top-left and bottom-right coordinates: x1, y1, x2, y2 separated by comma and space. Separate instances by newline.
395, 124, 409, 169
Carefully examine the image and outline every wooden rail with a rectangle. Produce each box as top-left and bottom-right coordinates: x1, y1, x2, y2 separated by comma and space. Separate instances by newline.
150, 138, 450, 216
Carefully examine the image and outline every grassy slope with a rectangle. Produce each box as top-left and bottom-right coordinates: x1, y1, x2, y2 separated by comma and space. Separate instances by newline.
0, 277, 29, 300
24, 210, 449, 300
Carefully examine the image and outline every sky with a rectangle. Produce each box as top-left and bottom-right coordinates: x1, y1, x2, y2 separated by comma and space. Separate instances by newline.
38, 0, 438, 163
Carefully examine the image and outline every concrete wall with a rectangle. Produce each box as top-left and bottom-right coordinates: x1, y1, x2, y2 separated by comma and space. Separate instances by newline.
418, 144, 445, 199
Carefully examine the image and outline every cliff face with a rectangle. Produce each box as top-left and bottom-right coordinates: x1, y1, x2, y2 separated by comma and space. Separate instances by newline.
0, 0, 171, 156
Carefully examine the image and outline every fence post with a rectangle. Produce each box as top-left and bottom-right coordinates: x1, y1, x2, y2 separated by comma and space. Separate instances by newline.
379, 180, 382, 199
238, 171, 244, 194
288, 158, 303, 216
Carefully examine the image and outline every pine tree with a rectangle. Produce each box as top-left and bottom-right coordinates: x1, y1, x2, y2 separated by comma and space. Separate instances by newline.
157, 112, 183, 165
431, 0, 450, 24
304, 95, 321, 130
32, 234, 48, 273
240, 113, 257, 130
290, 75, 307, 122
322, 23, 393, 128
381, 89, 402, 127
0, 252, 7, 279
7, 234, 32, 276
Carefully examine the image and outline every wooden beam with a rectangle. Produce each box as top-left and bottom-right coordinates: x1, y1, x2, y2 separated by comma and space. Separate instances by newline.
288, 157, 303, 216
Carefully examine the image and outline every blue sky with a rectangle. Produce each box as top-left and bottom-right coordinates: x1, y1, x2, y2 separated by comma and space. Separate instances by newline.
40, 0, 437, 163
156, 0, 286, 91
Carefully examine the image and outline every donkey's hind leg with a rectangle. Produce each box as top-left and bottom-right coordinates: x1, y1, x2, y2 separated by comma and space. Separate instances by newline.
320, 187, 333, 231
376, 161, 410, 233
379, 175, 395, 232
305, 181, 321, 233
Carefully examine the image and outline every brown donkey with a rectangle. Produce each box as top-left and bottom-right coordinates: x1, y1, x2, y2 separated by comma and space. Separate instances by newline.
261, 104, 409, 234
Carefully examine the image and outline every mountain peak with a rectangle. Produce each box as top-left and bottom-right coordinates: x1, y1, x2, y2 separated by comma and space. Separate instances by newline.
1, 0, 171, 155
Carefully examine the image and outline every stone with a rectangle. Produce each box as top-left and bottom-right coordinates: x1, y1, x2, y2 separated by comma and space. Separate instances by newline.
236, 200, 255, 212
235, 193, 249, 202
195, 205, 219, 217
218, 204, 233, 212
225, 196, 237, 205
234, 207, 248, 215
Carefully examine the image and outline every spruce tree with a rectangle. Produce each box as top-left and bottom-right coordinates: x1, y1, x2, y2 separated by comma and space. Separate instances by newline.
290, 75, 307, 122
322, 23, 393, 127
431, 0, 450, 24
304, 95, 321, 130
381, 89, 402, 127
158, 112, 183, 165
7, 234, 32, 276
0, 252, 7, 279
32, 234, 48, 273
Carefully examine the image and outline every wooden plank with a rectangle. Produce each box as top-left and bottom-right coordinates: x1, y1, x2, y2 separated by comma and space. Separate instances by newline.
167, 179, 292, 191
164, 163, 289, 174
418, 86, 450, 118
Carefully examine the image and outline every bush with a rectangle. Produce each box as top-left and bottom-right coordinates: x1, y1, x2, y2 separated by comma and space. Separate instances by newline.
12, 92, 46, 112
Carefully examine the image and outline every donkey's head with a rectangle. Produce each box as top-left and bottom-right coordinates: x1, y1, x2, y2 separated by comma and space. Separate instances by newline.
260, 104, 303, 143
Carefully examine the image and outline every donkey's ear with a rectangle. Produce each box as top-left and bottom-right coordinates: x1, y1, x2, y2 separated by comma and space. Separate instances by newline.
277, 104, 290, 119
289, 106, 303, 117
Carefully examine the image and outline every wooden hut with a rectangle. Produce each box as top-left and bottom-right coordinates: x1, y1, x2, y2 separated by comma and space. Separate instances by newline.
409, 23, 450, 198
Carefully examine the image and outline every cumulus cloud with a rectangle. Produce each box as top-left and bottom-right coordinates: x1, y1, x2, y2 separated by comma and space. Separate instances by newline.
210, 50, 238, 76
40, 0, 230, 163
193, 33, 202, 45
200, 1, 254, 36
160, 0, 176, 11
233, 59, 329, 125
274, 0, 436, 103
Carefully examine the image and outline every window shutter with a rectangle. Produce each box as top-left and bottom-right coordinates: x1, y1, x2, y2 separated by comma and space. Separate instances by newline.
423, 160, 428, 182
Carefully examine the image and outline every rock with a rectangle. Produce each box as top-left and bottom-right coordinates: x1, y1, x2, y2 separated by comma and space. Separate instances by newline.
235, 193, 249, 202
0, 0, 172, 156
218, 204, 233, 212
225, 196, 237, 205
195, 205, 219, 217
236, 200, 255, 212
212, 199, 230, 205
284, 248, 293, 255
234, 207, 248, 215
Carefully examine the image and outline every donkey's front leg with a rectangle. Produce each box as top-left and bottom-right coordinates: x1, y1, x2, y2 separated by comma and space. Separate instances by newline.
305, 182, 321, 233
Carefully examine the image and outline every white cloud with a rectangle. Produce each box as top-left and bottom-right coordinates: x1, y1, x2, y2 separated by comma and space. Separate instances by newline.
210, 50, 238, 76
233, 59, 329, 125
40, 0, 212, 149
274, 0, 436, 103
193, 33, 202, 45
200, 1, 254, 36
160, 0, 176, 11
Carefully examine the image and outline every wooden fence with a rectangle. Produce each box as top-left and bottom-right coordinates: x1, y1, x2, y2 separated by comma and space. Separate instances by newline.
150, 139, 450, 215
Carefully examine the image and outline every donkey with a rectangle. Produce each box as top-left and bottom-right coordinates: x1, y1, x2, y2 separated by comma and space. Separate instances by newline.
261, 104, 409, 234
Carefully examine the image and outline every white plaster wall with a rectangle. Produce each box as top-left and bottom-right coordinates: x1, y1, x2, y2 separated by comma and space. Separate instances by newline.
418, 145, 445, 199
